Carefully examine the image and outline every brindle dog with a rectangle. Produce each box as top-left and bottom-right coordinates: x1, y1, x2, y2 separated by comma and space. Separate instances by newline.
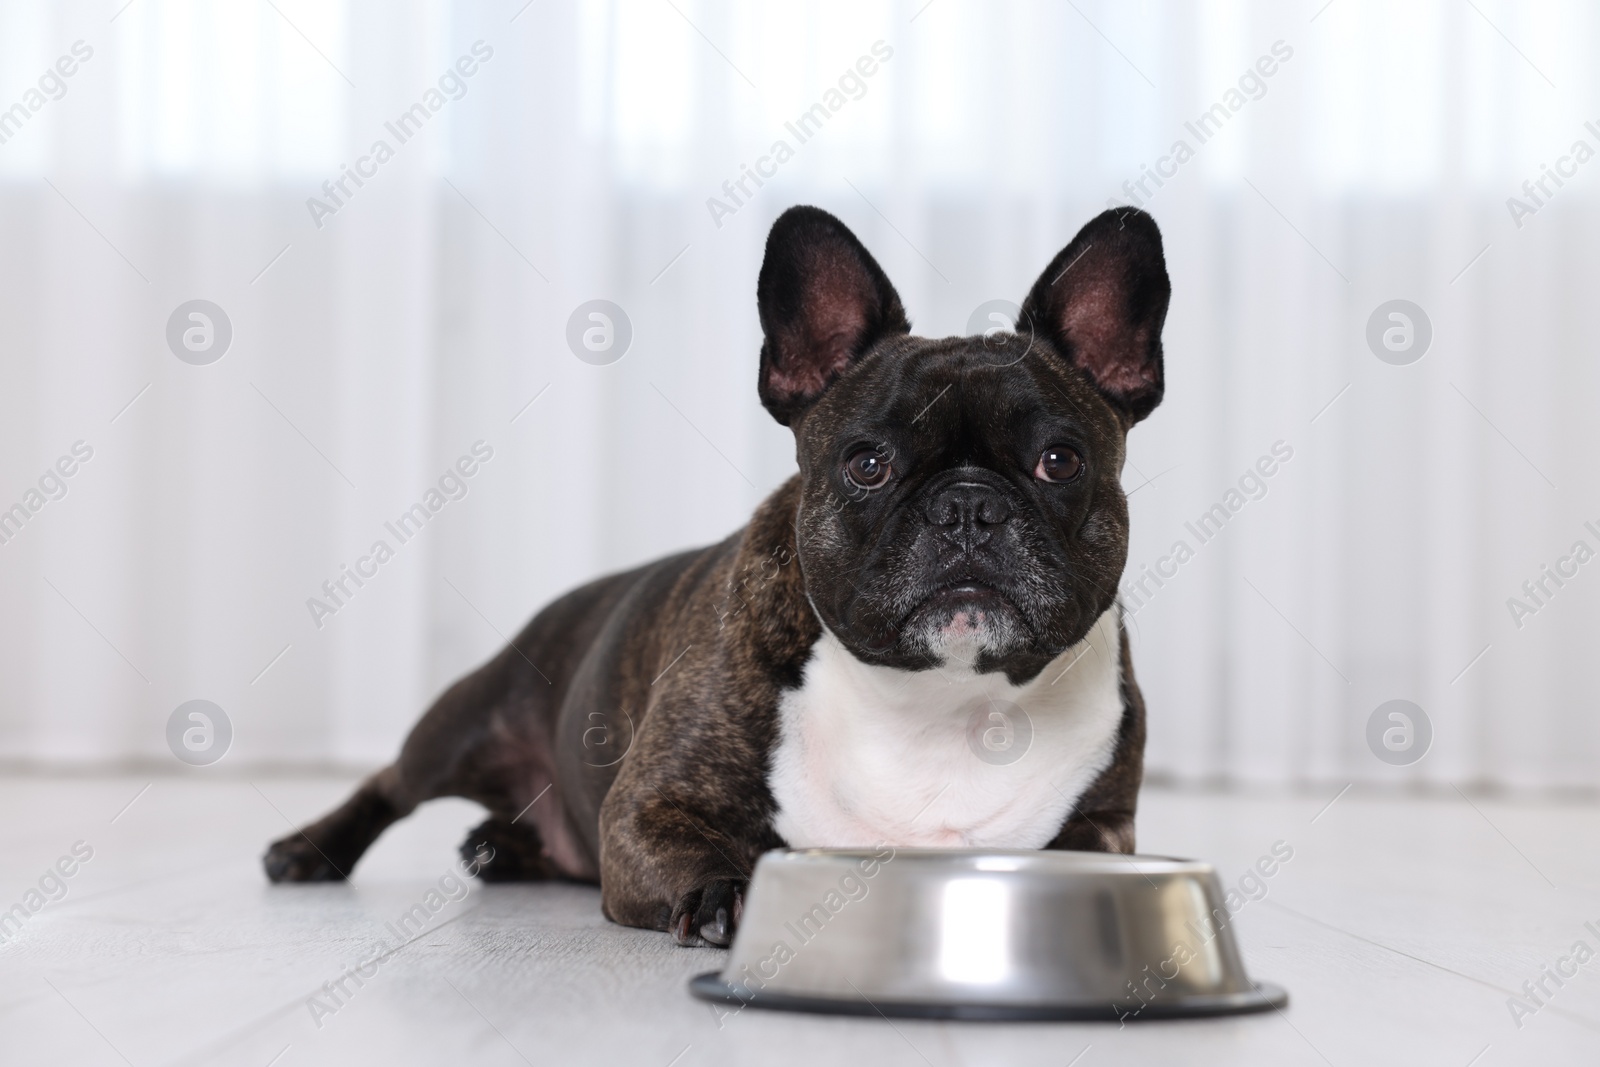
265, 204, 1171, 948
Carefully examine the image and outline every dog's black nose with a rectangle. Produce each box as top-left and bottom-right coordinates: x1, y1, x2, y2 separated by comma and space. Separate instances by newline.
926, 482, 1011, 550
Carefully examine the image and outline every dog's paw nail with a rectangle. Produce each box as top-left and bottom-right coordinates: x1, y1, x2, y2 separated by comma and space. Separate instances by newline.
672, 879, 745, 947
699, 906, 730, 947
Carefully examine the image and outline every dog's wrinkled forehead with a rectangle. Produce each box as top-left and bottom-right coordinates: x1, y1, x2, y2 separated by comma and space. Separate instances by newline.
798, 332, 1121, 461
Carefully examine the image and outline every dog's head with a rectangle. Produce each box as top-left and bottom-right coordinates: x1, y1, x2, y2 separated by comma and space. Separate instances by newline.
757, 205, 1170, 684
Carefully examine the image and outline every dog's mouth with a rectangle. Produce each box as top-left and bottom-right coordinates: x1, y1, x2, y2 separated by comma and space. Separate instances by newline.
843, 552, 1069, 660
848, 580, 1022, 655
900, 579, 1038, 648
913, 581, 1016, 617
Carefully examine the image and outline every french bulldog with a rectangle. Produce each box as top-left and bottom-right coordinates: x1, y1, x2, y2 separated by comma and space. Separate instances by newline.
265, 204, 1172, 948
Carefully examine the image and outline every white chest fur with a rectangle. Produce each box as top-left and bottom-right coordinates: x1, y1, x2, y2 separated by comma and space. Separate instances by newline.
768, 610, 1126, 850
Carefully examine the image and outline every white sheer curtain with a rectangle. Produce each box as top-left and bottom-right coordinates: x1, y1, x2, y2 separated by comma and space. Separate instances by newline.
1, 0, 1595, 791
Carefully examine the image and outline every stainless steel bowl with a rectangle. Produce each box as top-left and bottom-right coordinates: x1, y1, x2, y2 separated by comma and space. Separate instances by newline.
689, 848, 1287, 1021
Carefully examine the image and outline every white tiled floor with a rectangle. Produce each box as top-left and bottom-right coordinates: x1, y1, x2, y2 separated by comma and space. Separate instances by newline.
1, 774, 1596, 1066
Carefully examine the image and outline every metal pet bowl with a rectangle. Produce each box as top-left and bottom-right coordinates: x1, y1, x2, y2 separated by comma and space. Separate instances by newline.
689, 848, 1287, 1021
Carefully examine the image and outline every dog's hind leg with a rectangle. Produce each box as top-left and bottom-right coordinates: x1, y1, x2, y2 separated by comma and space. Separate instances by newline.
263, 566, 646, 884
262, 763, 416, 882
458, 816, 562, 882
263, 641, 559, 883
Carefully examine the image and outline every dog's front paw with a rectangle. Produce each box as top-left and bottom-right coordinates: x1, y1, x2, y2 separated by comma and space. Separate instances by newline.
670, 878, 746, 948
263, 833, 347, 882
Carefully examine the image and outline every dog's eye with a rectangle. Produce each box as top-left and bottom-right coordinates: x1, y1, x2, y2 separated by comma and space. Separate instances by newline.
844, 449, 892, 489
1035, 446, 1083, 483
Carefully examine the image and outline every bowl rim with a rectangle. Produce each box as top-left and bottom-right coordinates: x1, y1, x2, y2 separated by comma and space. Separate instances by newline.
764, 847, 1214, 877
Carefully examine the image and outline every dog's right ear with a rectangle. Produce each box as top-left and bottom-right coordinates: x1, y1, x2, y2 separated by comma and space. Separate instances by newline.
757, 206, 910, 426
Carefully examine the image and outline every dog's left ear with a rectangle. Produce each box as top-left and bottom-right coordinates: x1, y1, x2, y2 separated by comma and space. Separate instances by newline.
1020, 208, 1171, 425
757, 206, 911, 426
